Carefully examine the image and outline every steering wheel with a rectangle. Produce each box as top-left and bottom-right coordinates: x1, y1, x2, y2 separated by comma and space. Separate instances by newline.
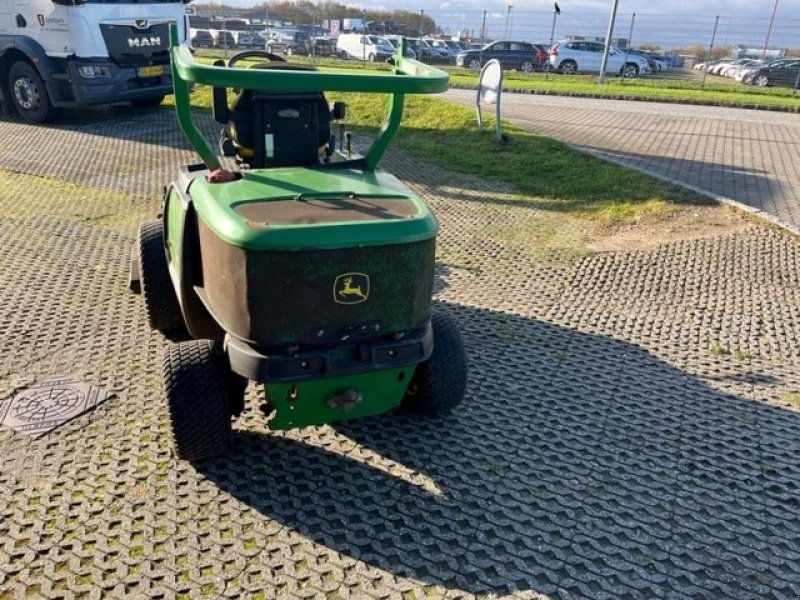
228, 50, 286, 68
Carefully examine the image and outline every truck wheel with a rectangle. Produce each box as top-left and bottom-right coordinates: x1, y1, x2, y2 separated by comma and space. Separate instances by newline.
138, 220, 185, 334
163, 340, 233, 461
402, 311, 467, 416
8, 61, 57, 124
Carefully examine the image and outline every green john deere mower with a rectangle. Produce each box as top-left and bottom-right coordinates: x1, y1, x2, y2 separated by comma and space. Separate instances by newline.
132, 26, 467, 461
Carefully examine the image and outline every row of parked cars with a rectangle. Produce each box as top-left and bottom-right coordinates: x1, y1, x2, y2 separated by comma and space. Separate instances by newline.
190, 28, 337, 56
695, 57, 800, 87
456, 40, 662, 77
191, 28, 666, 79
335, 34, 470, 62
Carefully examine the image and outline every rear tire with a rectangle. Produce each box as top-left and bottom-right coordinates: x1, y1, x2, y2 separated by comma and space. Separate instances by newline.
621, 63, 639, 78
402, 311, 467, 416
559, 60, 577, 74
520, 60, 534, 73
163, 340, 233, 461
8, 60, 57, 123
138, 220, 184, 334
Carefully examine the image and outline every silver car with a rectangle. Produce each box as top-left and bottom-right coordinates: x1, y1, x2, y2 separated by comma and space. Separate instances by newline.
550, 40, 651, 77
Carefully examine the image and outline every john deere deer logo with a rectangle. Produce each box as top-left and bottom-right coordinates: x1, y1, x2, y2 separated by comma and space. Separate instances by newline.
333, 273, 369, 305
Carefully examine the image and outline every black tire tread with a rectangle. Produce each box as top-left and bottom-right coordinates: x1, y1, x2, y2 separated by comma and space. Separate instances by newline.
163, 340, 232, 460
403, 311, 467, 416
138, 220, 184, 334
8, 60, 57, 123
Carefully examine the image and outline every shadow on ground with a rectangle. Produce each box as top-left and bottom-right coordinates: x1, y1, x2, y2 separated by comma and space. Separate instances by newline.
196, 302, 800, 598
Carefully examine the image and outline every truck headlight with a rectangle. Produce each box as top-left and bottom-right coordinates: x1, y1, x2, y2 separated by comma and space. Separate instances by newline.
78, 65, 111, 79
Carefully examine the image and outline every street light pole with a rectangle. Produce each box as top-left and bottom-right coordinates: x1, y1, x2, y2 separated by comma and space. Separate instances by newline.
598, 0, 620, 83
504, 1, 513, 39
546, 3, 561, 79
419, 9, 425, 36
762, 0, 780, 60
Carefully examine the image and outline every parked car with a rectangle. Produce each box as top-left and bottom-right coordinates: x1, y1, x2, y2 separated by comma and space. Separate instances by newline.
405, 38, 448, 62
211, 30, 236, 48
236, 31, 266, 48
385, 36, 417, 59
422, 39, 452, 61
638, 51, 670, 71
190, 29, 214, 48
337, 33, 394, 61
456, 40, 548, 73
264, 34, 288, 55
429, 39, 466, 59
549, 40, 651, 77
747, 59, 800, 87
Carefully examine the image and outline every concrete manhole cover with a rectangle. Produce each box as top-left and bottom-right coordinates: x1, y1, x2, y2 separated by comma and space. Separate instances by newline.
0, 377, 109, 438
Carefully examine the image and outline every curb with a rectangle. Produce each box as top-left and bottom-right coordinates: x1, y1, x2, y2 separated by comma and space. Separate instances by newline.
449, 82, 800, 114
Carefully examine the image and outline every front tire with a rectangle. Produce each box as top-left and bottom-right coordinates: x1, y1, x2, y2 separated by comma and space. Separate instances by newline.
138, 220, 184, 334
8, 61, 57, 123
468, 58, 481, 70
402, 311, 467, 416
520, 60, 534, 73
163, 340, 233, 461
754, 74, 769, 87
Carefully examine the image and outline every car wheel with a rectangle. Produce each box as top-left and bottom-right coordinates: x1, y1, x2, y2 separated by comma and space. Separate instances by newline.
138, 220, 185, 334
8, 60, 57, 123
621, 63, 640, 78
754, 74, 769, 87
402, 310, 467, 416
468, 58, 481, 70
368, 53, 376, 62
559, 60, 577, 74
163, 340, 233, 461
520, 61, 534, 73
286, 47, 294, 56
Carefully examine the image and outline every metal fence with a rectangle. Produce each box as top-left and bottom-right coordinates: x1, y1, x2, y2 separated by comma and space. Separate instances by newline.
189, 8, 799, 61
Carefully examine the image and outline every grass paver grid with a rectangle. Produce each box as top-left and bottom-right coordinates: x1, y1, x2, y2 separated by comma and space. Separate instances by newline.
0, 107, 799, 598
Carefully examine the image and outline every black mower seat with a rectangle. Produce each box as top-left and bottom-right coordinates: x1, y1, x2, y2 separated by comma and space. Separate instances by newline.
217, 62, 333, 169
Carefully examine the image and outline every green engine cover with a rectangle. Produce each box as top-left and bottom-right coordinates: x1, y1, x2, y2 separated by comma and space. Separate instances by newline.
184, 165, 439, 347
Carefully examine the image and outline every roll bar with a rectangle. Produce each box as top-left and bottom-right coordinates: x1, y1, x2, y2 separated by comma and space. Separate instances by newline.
168, 24, 450, 171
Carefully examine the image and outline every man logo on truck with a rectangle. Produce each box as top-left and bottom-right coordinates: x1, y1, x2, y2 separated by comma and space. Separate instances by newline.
128, 37, 162, 48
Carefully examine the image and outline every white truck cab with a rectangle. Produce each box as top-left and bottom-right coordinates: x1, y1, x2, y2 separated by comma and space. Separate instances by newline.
0, 0, 189, 122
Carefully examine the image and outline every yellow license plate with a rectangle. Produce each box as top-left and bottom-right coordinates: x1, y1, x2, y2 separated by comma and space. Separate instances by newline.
137, 65, 163, 77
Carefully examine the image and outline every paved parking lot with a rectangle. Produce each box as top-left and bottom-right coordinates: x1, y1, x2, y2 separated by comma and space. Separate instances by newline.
1, 105, 800, 598
445, 89, 800, 232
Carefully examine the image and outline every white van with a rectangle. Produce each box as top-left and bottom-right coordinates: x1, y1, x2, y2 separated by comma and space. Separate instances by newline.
336, 34, 395, 62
